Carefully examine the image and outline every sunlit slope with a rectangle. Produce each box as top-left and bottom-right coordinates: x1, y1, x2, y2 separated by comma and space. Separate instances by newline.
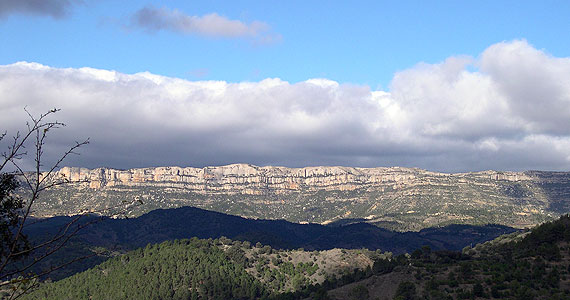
29, 165, 570, 231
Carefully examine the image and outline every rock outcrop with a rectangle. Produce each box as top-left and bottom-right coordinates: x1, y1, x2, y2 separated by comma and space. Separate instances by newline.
55, 164, 531, 194
31, 164, 570, 231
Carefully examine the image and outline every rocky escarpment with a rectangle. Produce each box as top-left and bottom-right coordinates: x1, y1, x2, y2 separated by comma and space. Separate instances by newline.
31, 164, 570, 231
55, 164, 530, 193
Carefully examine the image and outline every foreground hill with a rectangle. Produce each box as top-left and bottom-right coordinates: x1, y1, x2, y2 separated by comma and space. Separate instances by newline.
22, 206, 516, 281
330, 214, 570, 299
19, 215, 570, 300
19, 238, 378, 300
30, 164, 570, 231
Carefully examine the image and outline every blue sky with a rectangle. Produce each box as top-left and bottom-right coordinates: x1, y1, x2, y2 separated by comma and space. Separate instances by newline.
1, 1, 570, 172
2, 1, 569, 87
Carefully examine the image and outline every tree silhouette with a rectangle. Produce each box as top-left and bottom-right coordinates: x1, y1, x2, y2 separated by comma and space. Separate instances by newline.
0, 108, 141, 299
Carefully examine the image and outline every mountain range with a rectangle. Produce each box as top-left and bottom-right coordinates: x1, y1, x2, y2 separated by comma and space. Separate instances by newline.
31, 164, 570, 231
8, 163, 570, 299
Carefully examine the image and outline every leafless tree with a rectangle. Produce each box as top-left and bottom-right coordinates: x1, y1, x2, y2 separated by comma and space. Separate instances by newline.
0, 108, 140, 299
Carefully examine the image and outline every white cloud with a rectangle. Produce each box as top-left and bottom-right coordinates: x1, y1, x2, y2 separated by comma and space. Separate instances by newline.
1, 40, 570, 172
132, 5, 280, 42
479, 40, 570, 135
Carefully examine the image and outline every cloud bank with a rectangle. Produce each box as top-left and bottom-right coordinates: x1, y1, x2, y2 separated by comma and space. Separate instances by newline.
0, 0, 79, 19
1, 40, 569, 172
132, 5, 279, 42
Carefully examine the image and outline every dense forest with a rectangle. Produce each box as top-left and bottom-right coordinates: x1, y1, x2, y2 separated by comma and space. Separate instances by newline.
19, 237, 384, 299
17, 206, 516, 282
329, 214, 570, 299
20, 238, 269, 300
17, 214, 570, 299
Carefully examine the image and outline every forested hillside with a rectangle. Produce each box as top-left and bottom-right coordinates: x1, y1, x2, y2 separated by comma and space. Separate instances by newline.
20, 239, 267, 299
330, 214, 570, 299
15, 215, 570, 299
19, 238, 380, 300
20, 206, 516, 281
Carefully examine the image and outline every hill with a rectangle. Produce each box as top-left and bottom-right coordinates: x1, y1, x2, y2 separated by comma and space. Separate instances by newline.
21, 206, 516, 281
27, 164, 570, 231
17, 238, 378, 300
19, 215, 570, 300
329, 214, 570, 299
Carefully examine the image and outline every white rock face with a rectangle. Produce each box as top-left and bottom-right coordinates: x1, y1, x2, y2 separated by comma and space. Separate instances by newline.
54, 164, 531, 194
34, 164, 565, 230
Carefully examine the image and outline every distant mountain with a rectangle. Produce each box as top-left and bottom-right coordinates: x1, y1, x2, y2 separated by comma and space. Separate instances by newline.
29, 164, 570, 231
22, 206, 517, 281
29, 206, 518, 253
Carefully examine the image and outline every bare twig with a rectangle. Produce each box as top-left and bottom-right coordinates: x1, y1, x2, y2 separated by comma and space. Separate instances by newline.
0, 108, 90, 284
1, 108, 144, 298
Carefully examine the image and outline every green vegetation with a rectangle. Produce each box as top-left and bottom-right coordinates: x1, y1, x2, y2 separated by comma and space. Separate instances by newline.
20, 237, 383, 300
18, 205, 515, 284
337, 214, 570, 299
22, 238, 269, 300
323, 214, 570, 299
30, 169, 570, 232
394, 281, 417, 300
17, 214, 570, 299
0, 173, 29, 262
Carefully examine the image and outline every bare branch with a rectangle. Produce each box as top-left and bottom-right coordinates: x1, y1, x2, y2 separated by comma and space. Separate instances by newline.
2, 217, 96, 279
0, 108, 92, 285
1, 108, 62, 173
1, 194, 143, 283
10, 214, 86, 258
38, 139, 90, 188
1, 108, 146, 298
3, 251, 101, 300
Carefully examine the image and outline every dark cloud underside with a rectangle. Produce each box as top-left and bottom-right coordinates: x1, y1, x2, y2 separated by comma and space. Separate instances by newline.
0, 0, 78, 19
1, 40, 569, 172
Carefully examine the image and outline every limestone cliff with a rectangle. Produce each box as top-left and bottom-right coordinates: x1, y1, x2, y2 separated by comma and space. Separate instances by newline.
55, 164, 531, 193
32, 164, 570, 231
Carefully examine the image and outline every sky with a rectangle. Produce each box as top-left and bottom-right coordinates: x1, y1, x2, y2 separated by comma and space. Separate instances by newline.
1, 0, 570, 172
